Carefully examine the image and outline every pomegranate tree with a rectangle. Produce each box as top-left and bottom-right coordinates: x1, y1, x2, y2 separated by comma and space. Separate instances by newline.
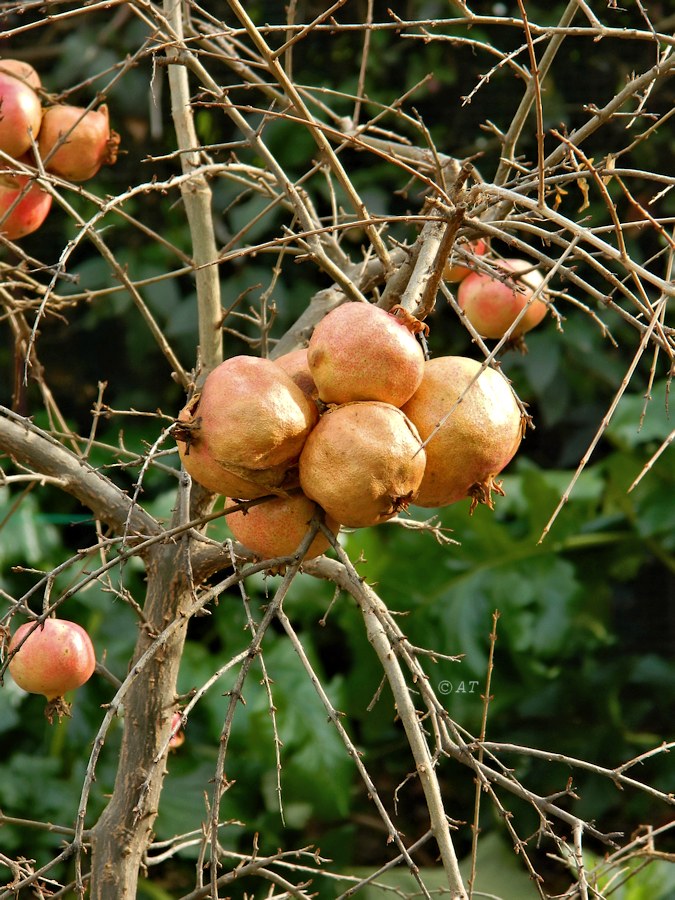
38, 104, 120, 182
8, 618, 96, 722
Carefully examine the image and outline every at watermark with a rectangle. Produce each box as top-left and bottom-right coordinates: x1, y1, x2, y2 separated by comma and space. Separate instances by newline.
438, 680, 480, 696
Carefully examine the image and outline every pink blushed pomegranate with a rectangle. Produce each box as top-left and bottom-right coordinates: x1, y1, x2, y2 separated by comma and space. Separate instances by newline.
9, 618, 96, 722
443, 238, 487, 283
0, 63, 42, 160
307, 302, 425, 407
38, 104, 120, 182
457, 258, 547, 339
0, 169, 52, 240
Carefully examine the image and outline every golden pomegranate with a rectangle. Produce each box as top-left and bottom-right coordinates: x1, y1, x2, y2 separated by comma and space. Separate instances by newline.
226, 492, 339, 560
197, 356, 318, 472
176, 397, 273, 499
401, 356, 525, 510
299, 401, 426, 528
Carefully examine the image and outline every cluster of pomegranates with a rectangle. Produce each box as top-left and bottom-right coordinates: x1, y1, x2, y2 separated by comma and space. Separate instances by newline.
176, 294, 529, 563
0, 58, 120, 240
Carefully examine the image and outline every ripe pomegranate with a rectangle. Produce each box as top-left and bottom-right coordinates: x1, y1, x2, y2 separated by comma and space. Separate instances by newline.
8, 618, 96, 722
457, 258, 547, 339
226, 491, 339, 560
0, 63, 42, 159
0, 59, 41, 91
38, 104, 120, 182
0, 169, 52, 240
176, 397, 273, 499
401, 356, 525, 510
299, 401, 426, 528
187, 356, 317, 484
307, 302, 425, 407
444, 238, 487, 283
169, 711, 185, 750
274, 348, 318, 401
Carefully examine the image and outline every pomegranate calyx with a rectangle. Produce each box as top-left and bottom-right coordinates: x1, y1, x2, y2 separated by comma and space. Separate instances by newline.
44, 696, 72, 725
389, 304, 430, 336
468, 476, 506, 514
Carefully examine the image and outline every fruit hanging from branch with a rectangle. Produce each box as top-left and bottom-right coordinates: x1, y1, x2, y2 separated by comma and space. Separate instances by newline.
177, 355, 318, 498
0, 168, 52, 239
401, 356, 525, 511
307, 301, 425, 407
299, 400, 426, 528
226, 492, 340, 561
457, 258, 548, 340
443, 238, 488, 283
0, 60, 43, 160
8, 618, 96, 723
38, 103, 120, 182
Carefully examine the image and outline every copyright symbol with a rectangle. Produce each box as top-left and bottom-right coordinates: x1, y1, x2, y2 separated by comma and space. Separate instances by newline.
438, 680, 452, 695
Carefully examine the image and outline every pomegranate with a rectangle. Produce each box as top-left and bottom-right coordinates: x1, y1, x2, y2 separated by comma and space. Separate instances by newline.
226, 491, 339, 560
307, 302, 425, 407
169, 711, 185, 750
444, 238, 487, 283
187, 356, 317, 482
0, 169, 52, 240
274, 348, 318, 401
176, 396, 274, 499
0, 63, 42, 160
299, 401, 426, 528
8, 618, 96, 722
0, 59, 41, 91
457, 258, 547, 339
38, 104, 120, 182
401, 356, 525, 510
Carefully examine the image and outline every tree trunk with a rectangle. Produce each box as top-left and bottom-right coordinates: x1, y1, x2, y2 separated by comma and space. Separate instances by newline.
89, 537, 193, 898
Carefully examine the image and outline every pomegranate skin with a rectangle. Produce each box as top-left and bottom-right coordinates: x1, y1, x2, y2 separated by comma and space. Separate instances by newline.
226, 492, 339, 560
299, 401, 426, 528
0, 59, 41, 91
38, 104, 120, 181
307, 302, 425, 407
444, 238, 487, 283
9, 619, 96, 701
401, 356, 524, 509
176, 398, 273, 499
197, 356, 318, 473
0, 170, 52, 239
274, 348, 318, 401
0, 67, 42, 159
457, 258, 547, 339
